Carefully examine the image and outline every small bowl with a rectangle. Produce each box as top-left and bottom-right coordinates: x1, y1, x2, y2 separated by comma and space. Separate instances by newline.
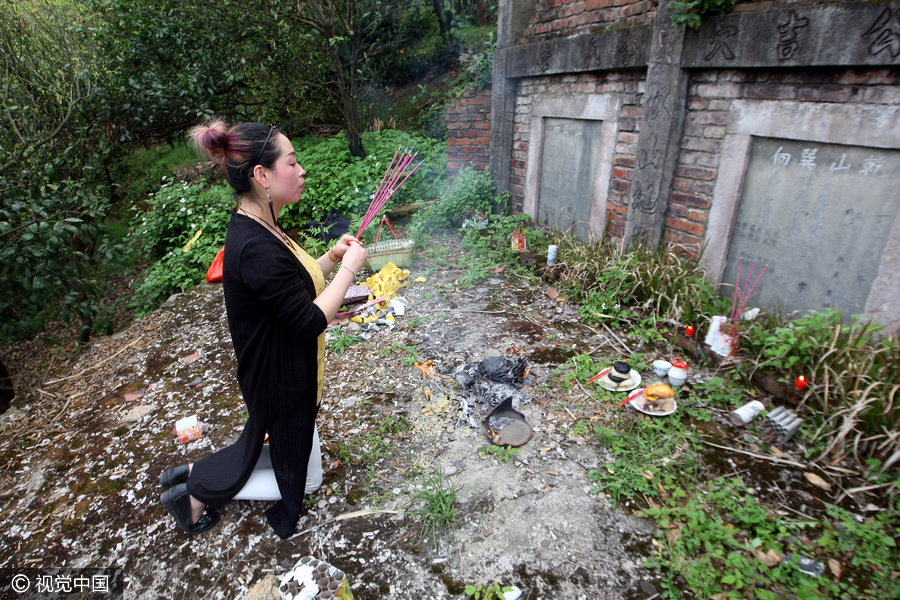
668, 367, 688, 387
652, 360, 672, 378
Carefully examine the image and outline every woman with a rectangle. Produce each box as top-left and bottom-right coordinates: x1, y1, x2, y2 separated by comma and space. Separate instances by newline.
158, 120, 367, 538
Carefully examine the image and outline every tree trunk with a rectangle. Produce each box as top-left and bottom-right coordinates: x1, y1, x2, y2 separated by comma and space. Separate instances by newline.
343, 89, 366, 159
0, 357, 14, 415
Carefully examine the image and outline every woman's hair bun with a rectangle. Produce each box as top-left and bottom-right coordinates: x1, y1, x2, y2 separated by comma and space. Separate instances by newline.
189, 118, 230, 163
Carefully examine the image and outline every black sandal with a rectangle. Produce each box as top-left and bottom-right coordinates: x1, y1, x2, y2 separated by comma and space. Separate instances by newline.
160, 483, 218, 535
159, 464, 190, 489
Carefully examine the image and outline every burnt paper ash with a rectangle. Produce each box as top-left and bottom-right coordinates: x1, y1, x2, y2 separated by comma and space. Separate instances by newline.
455, 356, 532, 428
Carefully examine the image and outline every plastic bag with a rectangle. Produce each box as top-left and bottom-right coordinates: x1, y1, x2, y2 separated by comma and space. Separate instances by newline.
206, 246, 224, 282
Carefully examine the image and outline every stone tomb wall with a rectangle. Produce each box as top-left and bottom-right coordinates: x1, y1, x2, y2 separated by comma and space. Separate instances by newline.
490, 0, 900, 325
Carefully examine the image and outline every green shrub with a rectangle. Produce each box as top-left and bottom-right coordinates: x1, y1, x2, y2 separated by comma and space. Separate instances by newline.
127, 177, 231, 313
281, 130, 446, 233
410, 167, 501, 242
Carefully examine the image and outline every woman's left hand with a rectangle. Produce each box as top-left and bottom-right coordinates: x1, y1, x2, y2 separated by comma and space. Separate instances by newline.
329, 235, 362, 261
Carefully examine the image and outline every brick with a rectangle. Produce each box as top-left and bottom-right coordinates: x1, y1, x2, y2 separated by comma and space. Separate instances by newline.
697, 83, 741, 98
471, 137, 491, 146
667, 217, 705, 236
510, 175, 525, 186
703, 125, 727, 139
620, 105, 643, 118
693, 181, 715, 195
688, 97, 707, 110
683, 137, 722, 153
673, 177, 691, 191
707, 99, 732, 111
683, 123, 704, 138
697, 154, 720, 168
797, 86, 860, 103
615, 142, 636, 154
687, 111, 728, 125
612, 203, 628, 215
688, 210, 709, 223
447, 162, 461, 171
691, 71, 718, 83
612, 167, 633, 180
511, 159, 526, 169
864, 87, 900, 105
611, 178, 632, 191
614, 155, 636, 168
666, 203, 687, 217
472, 121, 491, 130
741, 85, 797, 100
671, 192, 711, 208
618, 132, 639, 144
676, 166, 716, 180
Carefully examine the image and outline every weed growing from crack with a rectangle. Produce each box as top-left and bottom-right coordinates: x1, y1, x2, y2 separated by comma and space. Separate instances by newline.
479, 445, 518, 463
464, 582, 514, 599
411, 471, 459, 549
329, 330, 364, 354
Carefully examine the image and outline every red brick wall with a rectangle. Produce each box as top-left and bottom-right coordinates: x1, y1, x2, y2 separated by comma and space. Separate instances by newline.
665, 67, 900, 255
509, 71, 646, 235
447, 88, 492, 177
523, 0, 657, 40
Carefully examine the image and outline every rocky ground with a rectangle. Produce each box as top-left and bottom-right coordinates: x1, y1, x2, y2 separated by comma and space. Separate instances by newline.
0, 235, 838, 600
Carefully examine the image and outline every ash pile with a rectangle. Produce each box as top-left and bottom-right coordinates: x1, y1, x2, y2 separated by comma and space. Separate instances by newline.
454, 355, 534, 428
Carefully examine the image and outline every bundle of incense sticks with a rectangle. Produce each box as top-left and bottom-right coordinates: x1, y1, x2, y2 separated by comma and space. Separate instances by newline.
356, 147, 423, 238
729, 259, 768, 330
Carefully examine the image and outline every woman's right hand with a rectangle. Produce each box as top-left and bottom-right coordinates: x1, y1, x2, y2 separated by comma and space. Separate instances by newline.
341, 242, 367, 274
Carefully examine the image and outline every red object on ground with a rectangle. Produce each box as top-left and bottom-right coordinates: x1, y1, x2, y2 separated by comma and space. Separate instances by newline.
206, 246, 225, 282
795, 375, 808, 390
685, 325, 695, 336
671, 359, 689, 370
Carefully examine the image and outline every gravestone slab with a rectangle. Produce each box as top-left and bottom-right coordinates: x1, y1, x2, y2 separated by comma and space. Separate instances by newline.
537, 118, 602, 240
723, 136, 900, 318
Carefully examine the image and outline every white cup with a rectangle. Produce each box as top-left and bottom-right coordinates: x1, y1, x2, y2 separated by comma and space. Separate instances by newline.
547, 245, 558, 265
652, 360, 672, 377
668, 367, 688, 387
730, 400, 766, 426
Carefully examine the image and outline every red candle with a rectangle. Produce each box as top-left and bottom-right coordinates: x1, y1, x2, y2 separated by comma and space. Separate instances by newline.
795, 375, 807, 390
685, 325, 695, 336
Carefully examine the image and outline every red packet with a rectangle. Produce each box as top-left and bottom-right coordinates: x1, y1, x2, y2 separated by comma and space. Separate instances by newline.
174, 415, 203, 443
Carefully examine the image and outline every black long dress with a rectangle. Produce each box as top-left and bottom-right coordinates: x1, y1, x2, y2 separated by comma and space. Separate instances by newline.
187, 212, 328, 538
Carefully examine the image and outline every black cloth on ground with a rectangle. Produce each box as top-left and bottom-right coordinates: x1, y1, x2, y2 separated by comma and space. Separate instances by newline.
186, 212, 327, 538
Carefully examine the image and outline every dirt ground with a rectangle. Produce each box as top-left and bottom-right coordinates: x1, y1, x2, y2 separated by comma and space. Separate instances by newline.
0, 236, 834, 599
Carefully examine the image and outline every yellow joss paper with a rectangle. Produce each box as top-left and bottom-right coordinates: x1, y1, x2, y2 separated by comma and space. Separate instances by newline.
365, 262, 415, 308
351, 316, 363, 323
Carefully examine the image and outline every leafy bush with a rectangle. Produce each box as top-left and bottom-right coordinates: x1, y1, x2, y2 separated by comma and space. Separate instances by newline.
670, 0, 739, 30
280, 130, 446, 232
127, 178, 231, 314
409, 167, 500, 242
111, 143, 198, 206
